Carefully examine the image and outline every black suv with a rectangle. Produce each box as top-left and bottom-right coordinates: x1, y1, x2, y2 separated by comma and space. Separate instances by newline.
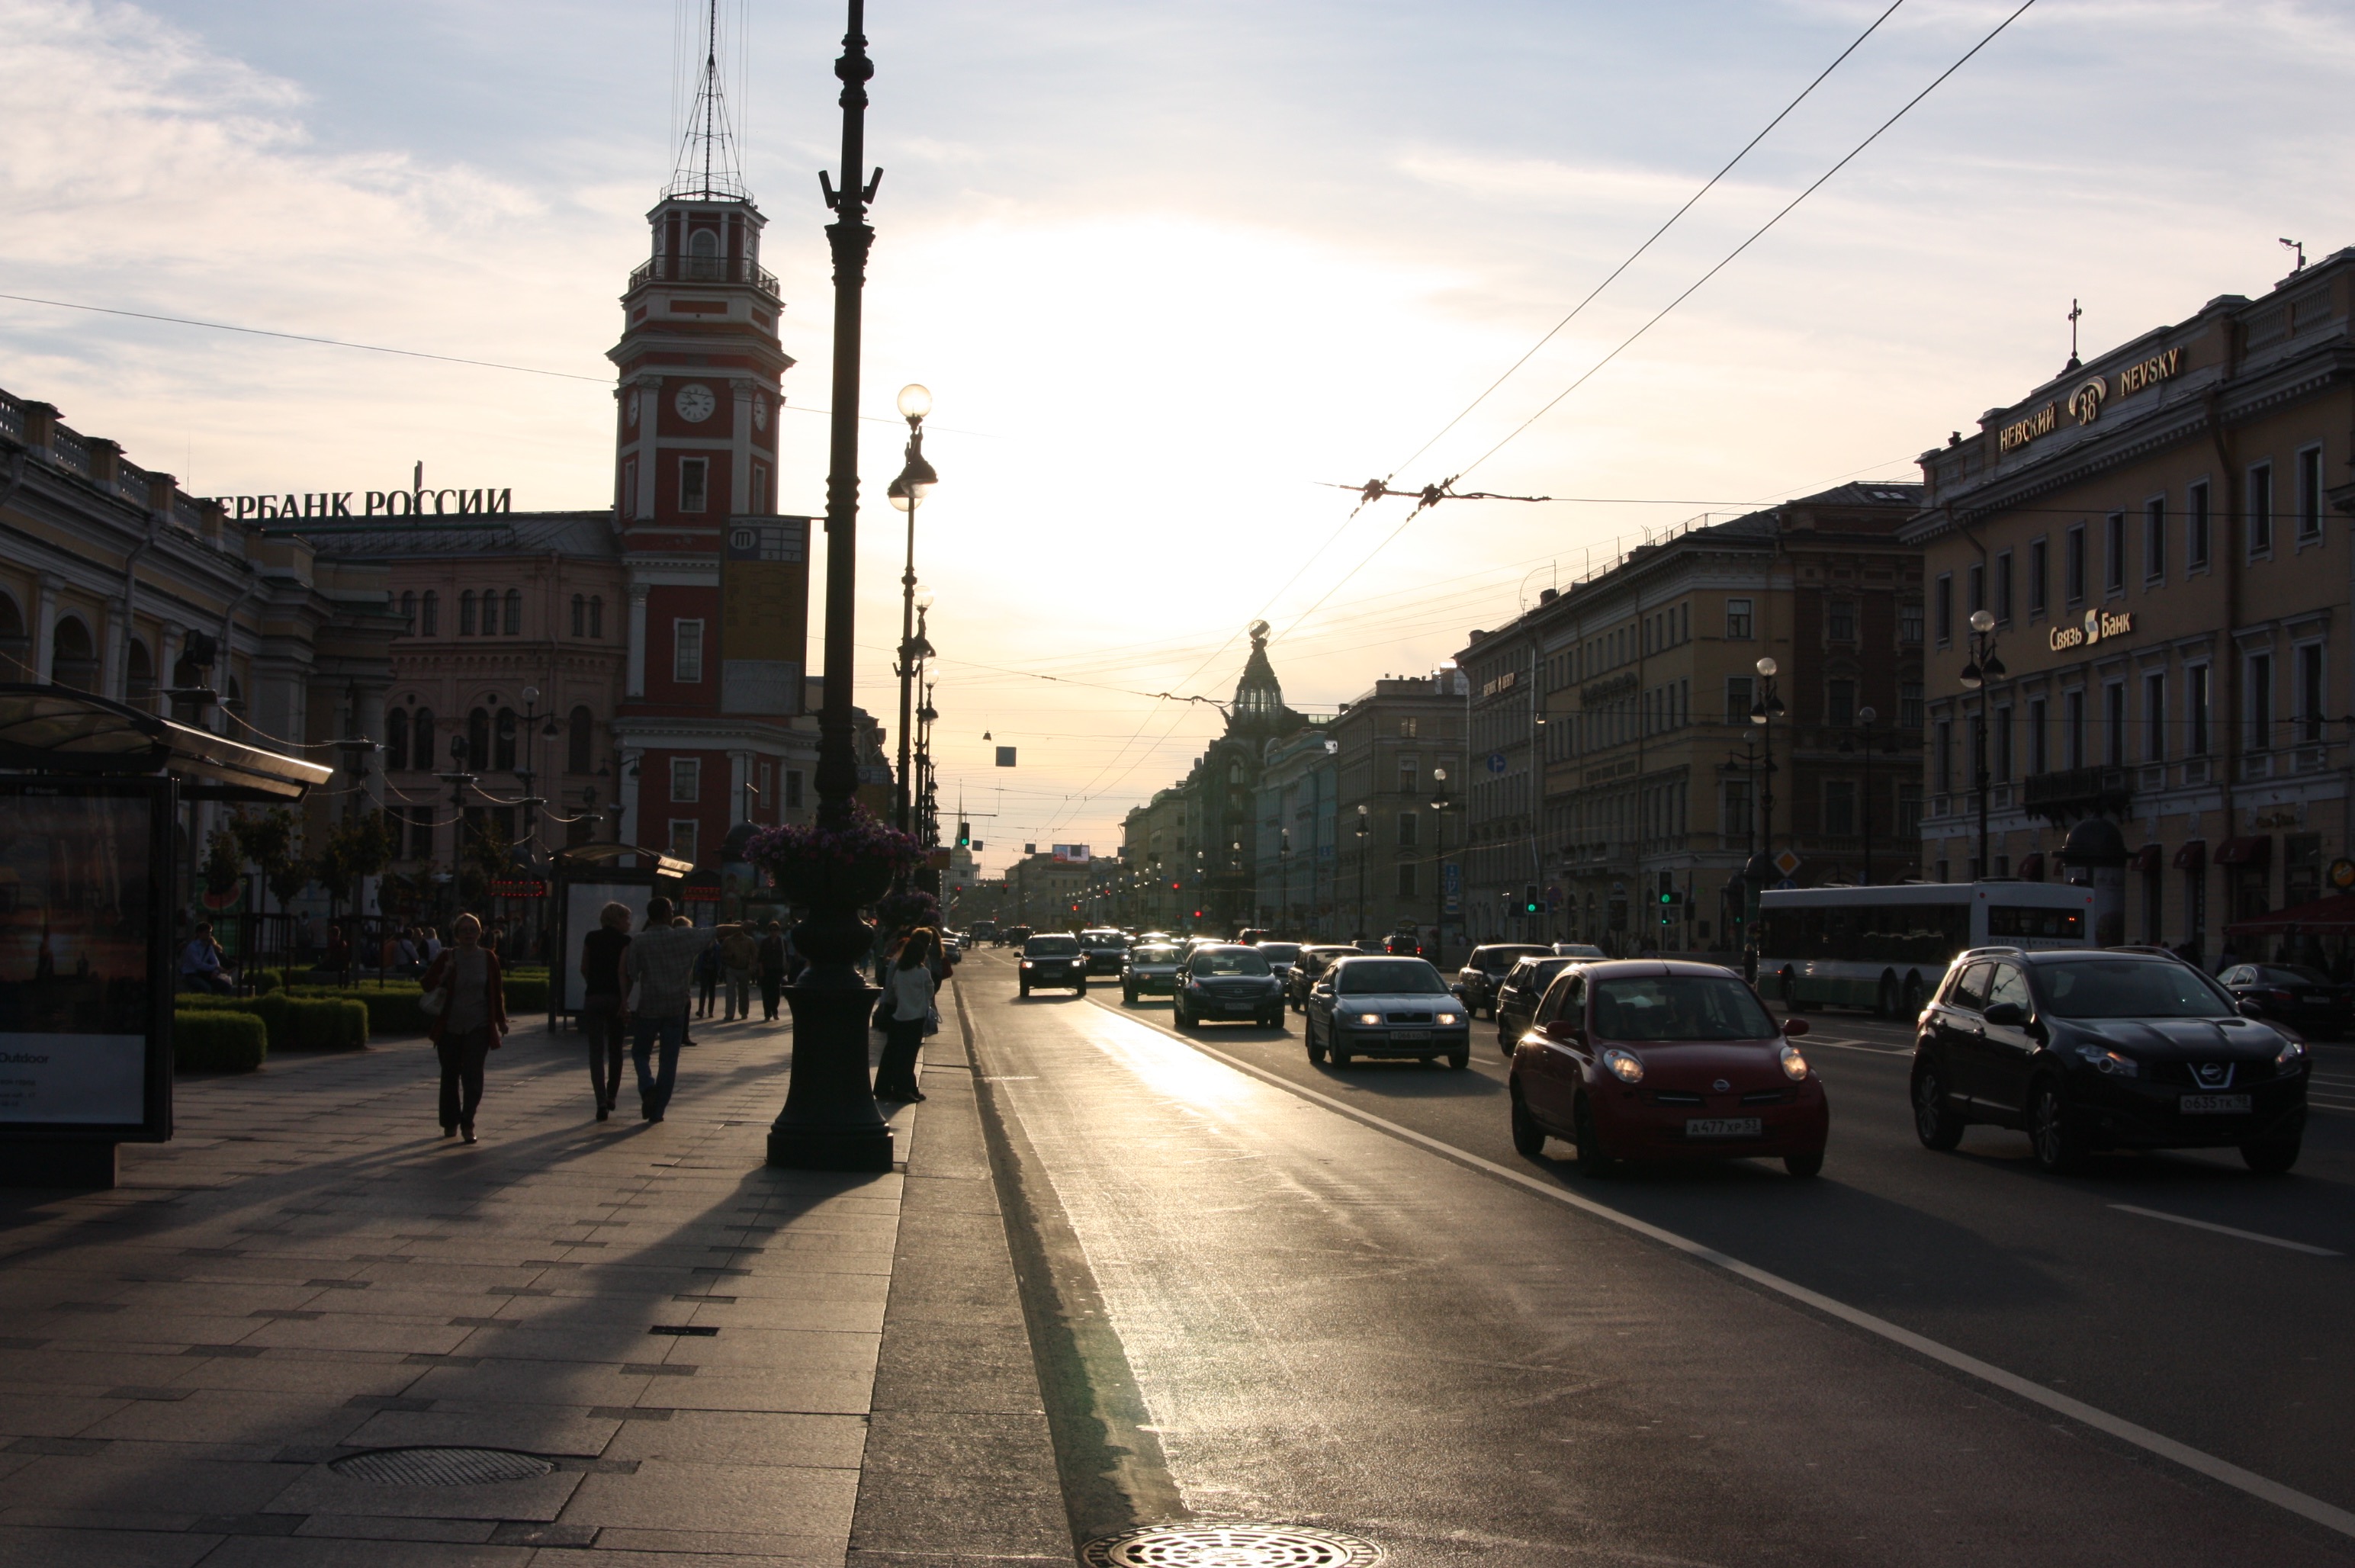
1492, 954, 1579, 1053
1456, 943, 1552, 1018
1912, 946, 2309, 1173
1017, 934, 1088, 997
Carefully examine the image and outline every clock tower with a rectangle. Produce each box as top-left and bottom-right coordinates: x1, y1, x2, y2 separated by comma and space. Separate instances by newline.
608, 18, 815, 870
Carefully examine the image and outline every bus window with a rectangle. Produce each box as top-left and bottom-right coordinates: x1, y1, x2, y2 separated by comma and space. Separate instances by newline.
1987, 905, 2084, 942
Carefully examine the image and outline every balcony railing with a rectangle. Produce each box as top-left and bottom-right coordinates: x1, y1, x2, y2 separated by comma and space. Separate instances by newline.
2022, 765, 2132, 821
628, 253, 781, 300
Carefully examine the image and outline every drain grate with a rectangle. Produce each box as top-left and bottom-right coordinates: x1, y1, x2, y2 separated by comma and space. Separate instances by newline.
1082, 1525, 1382, 1568
329, 1446, 554, 1486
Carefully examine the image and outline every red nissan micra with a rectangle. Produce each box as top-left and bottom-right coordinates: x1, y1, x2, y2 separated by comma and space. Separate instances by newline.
1508, 959, 1828, 1178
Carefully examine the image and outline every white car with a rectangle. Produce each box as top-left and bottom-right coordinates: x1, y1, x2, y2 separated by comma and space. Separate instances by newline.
1303, 956, 1472, 1069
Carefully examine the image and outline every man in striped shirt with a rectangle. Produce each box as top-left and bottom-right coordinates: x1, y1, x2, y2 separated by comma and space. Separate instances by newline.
621, 897, 747, 1122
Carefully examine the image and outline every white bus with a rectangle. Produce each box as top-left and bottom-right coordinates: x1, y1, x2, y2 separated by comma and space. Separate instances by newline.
1758, 882, 2096, 1017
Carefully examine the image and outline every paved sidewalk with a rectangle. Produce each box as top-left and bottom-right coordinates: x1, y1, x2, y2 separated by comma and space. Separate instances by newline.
0, 1008, 918, 1566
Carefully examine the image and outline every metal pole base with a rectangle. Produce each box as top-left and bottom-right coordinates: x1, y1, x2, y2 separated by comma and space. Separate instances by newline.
766, 983, 894, 1172
0, 1140, 117, 1189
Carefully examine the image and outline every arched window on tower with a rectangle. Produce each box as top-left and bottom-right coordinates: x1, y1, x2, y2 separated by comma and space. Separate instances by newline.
571, 594, 586, 638
688, 226, 719, 279
589, 596, 604, 639
420, 591, 439, 637
458, 591, 477, 637
568, 706, 594, 774
399, 590, 416, 633
413, 708, 435, 769
387, 708, 410, 772
503, 590, 522, 635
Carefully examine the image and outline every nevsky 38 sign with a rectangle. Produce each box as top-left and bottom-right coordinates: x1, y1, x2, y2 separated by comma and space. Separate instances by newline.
207, 487, 514, 522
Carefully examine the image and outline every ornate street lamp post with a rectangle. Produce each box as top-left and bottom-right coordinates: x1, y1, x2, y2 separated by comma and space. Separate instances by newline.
1960, 609, 2005, 881
1428, 766, 1451, 967
889, 385, 937, 847
1838, 705, 1890, 886
770, 0, 894, 1172
1354, 802, 1370, 943
1743, 657, 1785, 982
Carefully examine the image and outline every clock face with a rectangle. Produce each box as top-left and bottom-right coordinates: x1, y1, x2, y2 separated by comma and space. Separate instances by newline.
674, 383, 716, 423
753, 395, 769, 431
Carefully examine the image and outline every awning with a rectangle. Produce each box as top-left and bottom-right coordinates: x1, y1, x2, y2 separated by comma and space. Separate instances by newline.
2016, 851, 2045, 880
0, 683, 330, 801
2215, 836, 2271, 868
2128, 843, 2164, 873
553, 841, 694, 879
2173, 840, 2206, 872
2225, 892, 2355, 938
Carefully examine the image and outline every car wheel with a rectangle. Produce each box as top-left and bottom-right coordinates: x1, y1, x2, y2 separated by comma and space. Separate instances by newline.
1076, 979, 1088, 995
1330, 1035, 1351, 1068
1876, 975, 1897, 1020
1509, 1084, 1546, 1158
1496, 1017, 1512, 1050
2027, 1078, 2085, 1174
1018, 983, 1030, 998
1123, 985, 1136, 1003
1446, 1048, 1469, 1071
1571, 1092, 1612, 1177
1912, 1063, 1966, 1151
1779, 967, 1811, 1012
2242, 1132, 2302, 1174
1306, 1023, 1326, 1063
1901, 973, 1926, 1017
1174, 1003, 1194, 1030
1784, 1147, 1825, 1178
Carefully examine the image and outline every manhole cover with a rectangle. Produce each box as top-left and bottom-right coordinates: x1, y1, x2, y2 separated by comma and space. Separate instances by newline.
1082, 1525, 1382, 1568
329, 1447, 554, 1486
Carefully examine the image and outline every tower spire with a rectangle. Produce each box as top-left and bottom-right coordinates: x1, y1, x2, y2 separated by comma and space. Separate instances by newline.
667, 0, 748, 202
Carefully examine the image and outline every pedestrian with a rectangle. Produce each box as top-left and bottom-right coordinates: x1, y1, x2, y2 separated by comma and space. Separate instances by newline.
580, 901, 632, 1121
757, 919, 787, 1020
422, 926, 444, 965
873, 927, 936, 1104
721, 924, 757, 1021
620, 899, 743, 1122
422, 913, 507, 1144
675, 914, 702, 1046
694, 937, 720, 1019
178, 921, 234, 994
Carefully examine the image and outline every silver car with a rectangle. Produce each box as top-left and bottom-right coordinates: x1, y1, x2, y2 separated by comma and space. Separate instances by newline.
1305, 955, 1472, 1069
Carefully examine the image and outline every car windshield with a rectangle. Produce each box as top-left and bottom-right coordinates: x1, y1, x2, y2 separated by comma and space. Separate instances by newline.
1084, 932, 1126, 946
1510, 957, 1573, 988
1258, 943, 1301, 962
1554, 944, 1606, 958
2260, 965, 2333, 985
1133, 946, 1180, 962
1480, 946, 1548, 971
2037, 959, 2235, 1018
1592, 975, 1777, 1042
1024, 937, 1078, 956
1335, 959, 1449, 995
1192, 949, 1271, 976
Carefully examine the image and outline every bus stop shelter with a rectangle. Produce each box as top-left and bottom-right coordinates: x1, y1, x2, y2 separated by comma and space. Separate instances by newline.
549, 842, 692, 1026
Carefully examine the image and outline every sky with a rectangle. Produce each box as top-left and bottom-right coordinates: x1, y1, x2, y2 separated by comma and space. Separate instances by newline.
5, 0, 2353, 872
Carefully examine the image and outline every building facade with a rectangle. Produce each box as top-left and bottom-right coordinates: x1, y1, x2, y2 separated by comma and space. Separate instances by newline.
1321, 674, 1466, 946
1251, 722, 1339, 931
1904, 250, 2355, 957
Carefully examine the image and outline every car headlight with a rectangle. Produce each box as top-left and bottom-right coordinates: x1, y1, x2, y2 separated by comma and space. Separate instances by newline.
1602, 1048, 1644, 1084
1779, 1043, 1809, 1082
1356, 1012, 1382, 1026
2276, 1037, 2309, 1072
1435, 1012, 1460, 1026
1020, 960, 1033, 969
2073, 1042, 2139, 1076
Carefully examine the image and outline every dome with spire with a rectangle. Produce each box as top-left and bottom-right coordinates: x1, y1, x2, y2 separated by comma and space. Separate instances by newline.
1228, 619, 1300, 738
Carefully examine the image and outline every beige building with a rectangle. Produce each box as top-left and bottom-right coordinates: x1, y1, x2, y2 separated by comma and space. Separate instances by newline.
1903, 249, 2355, 957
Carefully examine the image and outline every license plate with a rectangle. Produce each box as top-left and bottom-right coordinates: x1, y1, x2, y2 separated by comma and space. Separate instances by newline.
1390, 1030, 1430, 1042
1685, 1117, 1763, 1139
2180, 1094, 2252, 1114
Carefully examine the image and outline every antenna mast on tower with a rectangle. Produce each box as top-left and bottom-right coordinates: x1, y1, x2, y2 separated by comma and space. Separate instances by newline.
668, 0, 749, 201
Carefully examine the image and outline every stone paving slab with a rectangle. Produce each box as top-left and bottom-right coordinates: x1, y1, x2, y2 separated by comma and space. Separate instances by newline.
0, 1010, 911, 1564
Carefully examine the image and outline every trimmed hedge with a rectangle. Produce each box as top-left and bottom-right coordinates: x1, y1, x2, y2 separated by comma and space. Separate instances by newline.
175, 993, 368, 1052
175, 1009, 267, 1072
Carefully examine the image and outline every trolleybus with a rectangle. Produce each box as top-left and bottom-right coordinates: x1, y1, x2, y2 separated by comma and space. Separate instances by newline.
1759, 882, 2096, 1017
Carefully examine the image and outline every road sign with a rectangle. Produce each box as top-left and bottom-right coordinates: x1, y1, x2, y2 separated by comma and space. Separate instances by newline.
1774, 876, 1797, 890
1773, 849, 1802, 877
1486, 753, 1508, 775
1442, 863, 1461, 895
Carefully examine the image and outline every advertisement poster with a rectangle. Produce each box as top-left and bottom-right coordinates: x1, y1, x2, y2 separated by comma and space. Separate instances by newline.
0, 785, 160, 1126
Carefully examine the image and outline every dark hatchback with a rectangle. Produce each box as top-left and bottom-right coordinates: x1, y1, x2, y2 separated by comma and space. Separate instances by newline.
1456, 943, 1552, 1018
1494, 955, 1580, 1052
2218, 962, 2352, 1037
1287, 945, 1361, 1012
1912, 947, 2310, 1173
1017, 934, 1088, 997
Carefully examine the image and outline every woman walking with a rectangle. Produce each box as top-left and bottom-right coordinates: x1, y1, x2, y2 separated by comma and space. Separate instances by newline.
579, 901, 632, 1121
873, 927, 936, 1104
422, 913, 507, 1143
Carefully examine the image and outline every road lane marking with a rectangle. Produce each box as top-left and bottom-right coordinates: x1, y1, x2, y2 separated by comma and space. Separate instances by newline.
1081, 994, 2355, 1544
1801, 1036, 1912, 1056
2109, 1204, 2343, 1257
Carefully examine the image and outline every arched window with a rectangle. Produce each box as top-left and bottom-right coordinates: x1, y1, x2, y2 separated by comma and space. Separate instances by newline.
125, 638, 155, 710
571, 594, 585, 638
413, 708, 435, 769
589, 596, 604, 639
568, 705, 594, 774
493, 707, 517, 772
420, 590, 439, 637
387, 708, 410, 772
0, 592, 24, 681
50, 616, 97, 691
458, 591, 477, 637
688, 226, 719, 278
467, 707, 490, 770
503, 589, 522, 635
399, 590, 416, 632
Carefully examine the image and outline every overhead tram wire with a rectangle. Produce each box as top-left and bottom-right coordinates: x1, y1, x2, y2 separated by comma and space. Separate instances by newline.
1277, 0, 2041, 641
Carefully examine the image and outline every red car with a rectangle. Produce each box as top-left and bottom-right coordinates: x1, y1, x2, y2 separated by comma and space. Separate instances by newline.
1508, 959, 1828, 1178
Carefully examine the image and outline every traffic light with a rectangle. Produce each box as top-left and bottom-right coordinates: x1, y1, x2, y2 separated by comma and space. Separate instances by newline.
956, 821, 971, 848
1521, 884, 1541, 915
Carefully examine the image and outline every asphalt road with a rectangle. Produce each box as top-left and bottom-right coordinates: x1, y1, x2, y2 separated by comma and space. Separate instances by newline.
956, 949, 2355, 1567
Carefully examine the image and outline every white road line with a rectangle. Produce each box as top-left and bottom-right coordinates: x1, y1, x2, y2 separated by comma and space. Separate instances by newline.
1078, 994, 2355, 1544
1802, 1036, 1912, 1056
2109, 1204, 2344, 1257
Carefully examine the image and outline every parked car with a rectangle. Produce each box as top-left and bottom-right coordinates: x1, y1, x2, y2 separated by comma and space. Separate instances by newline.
1174, 944, 1286, 1029
1017, 933, 1088, 997
1912, 946, 2309, 1173
1122, 943, 1184, 1002
2218, 962, 2352, 1038
1553, 943, 1607, 959
1509, 959, 1827, 1178
1287, 945, 1361, 1012
1455, 943, 1553, 1018
1080, 928, 1131, 975
1494, 955, 1582, 1053
1303, 955, 1472, 1068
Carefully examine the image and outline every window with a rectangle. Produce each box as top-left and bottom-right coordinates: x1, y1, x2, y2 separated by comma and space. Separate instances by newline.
1823, 780, 1856, 837
1396, 811, 1418, 847
2104, 512, 2125, 593
2103, 682, 2125, 767
750, 463, 769, 516
2299, 445, 2324, 540
1725, 599, 1753, 640
2144, 498, 2166, 582
2026, 698, 2047, 775
1399, 717, 1418, 737
1898, 783, 1923, 837
1725, 676, 1753, 725
2028, 538, 2048, 615
1994, 704, 2013, 781
2299, 643, 2326, 742
680, 457, 708, 513
420, 590, 439, 637
2189, 480, 2211, 568
572, 594, 586, 638
622, 458, 638, 520
672, 756, 701, 804
1899, 601, 1923, 644
399, 590, 416, 632
1934, 574, 1953, 644
1935, 719, 1952, 792
2144, 673, 2167, 762
493, 708, 518, 772
568, 706, 593, 774
785, 769, 804, 809
674, 619, 705, 683
1967, 563, 1984, 615
1396, 863, 1418, 897
413, 708, 435, 770
2247, 652, 2274, 751
669, 819, 699, 863
2065, 524, 2087, 604
467, 707, 490, 770
2247, 463, 2273, 555
1722, 779, 1752, 837
503, 589, 522, 635
459, 590, 477, 637
1827, 601, 1855, 642
1900, 680, 1923, 731
387, 708, 410, 772
2064, 689, 2085, 769
1994, 551, 2013, 624
589, 596, 604, 639
1826, 678, 1855, 728
2186, 665, 2209, 756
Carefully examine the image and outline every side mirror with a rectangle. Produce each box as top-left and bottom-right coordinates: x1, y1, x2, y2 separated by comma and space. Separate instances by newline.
1982, 1001, 2026, 1027
2240, 999, 2265, 1018
1781, 1017, 1810, 1036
